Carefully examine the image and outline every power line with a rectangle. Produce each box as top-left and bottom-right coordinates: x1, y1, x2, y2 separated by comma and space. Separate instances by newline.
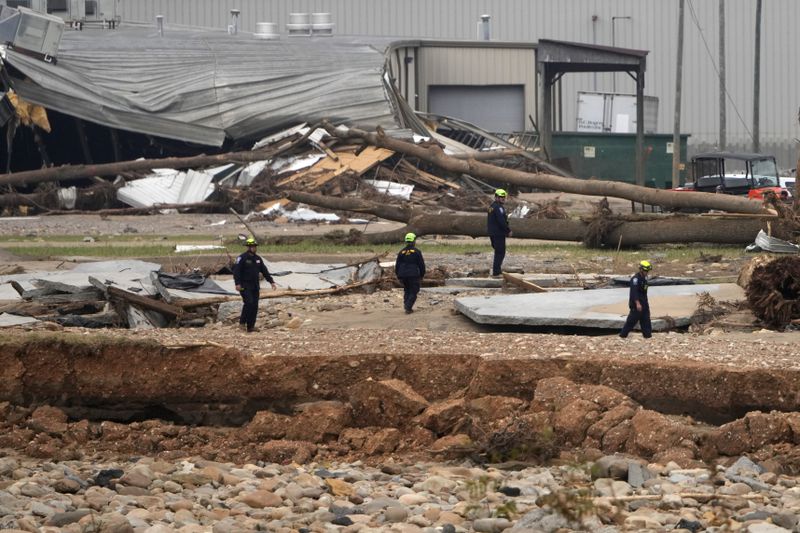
686, 0, 753, 143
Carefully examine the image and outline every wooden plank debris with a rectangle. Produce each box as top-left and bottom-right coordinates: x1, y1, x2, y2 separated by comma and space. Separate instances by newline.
502, 273, 548, 293
277, 146, 394, 190
106, 286, 183, 319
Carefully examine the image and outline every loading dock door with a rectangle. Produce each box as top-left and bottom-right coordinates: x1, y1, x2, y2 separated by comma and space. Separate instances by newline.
428, 85, 524, 133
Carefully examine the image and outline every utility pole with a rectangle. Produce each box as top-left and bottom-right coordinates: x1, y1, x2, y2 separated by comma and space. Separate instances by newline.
611, 16, 631, 93
753, 0, 762, 153
672, 0, 685, 188
718, 0, 726, 151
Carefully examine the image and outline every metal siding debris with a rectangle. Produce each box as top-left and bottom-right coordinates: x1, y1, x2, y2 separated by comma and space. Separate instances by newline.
4, 26, 399, 146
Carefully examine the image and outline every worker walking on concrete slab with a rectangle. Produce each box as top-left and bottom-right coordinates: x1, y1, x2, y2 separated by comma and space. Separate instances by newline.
487, 188, 512, 277
619, 260, 653, 339
395, 232, 426, 314
233, 237, 277, 332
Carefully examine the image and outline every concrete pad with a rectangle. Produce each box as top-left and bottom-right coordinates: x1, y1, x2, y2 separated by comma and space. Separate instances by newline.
0, 283, 21, 300
454, 283, 744, 330
445, 278, 503, 288
421, 286, 501, 295
0, 313, 38, 327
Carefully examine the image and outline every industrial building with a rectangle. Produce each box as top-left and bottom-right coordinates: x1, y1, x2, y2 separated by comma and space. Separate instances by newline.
106, 0, 797, 169
1, 0, 797, 174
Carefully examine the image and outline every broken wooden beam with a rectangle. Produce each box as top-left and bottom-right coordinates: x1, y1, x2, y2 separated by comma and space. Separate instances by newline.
502, 273, 547, 293
106, 286, 183, 319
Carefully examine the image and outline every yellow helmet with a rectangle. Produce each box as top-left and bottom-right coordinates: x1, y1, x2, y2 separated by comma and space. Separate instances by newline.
245, 237, 258, 246
495, 188, 508, 198
404, 232, 417, 243
639, 260, 652, 271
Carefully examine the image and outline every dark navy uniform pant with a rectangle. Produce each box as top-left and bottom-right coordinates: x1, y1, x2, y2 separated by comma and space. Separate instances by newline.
400, 277, 421, 312
239, 285, 260, 330
490, 235, 506, 276
620, 305, 652, 338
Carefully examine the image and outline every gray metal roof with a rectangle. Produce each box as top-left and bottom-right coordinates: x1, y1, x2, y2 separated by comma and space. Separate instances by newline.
3, 24, 399, 146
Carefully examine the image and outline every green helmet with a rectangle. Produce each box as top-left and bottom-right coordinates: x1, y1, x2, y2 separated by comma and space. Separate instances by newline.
404, 232, 417, 243
245, 237, 258, 246
639, 260, 652, 271
495, 188, 508, 198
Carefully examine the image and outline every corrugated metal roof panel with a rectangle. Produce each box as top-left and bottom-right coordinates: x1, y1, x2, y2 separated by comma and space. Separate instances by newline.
5, 24, 398, 146
116, 169, 214, 207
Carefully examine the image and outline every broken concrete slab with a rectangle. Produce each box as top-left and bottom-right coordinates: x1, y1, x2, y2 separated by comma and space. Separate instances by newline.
0, 312, 38, 327
455, 283, 744, 330
421, 286, 500, 295
445, 278, 504, 288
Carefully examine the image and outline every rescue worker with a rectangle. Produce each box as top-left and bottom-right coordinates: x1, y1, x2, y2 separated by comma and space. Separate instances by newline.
487, 188, 512, 276
619, 260, 653, 339
233, 237, 277, 332
395, 232, 426, 314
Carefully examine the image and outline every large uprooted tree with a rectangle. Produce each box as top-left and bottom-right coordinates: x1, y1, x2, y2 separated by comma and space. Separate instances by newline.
285, 124, 783, 247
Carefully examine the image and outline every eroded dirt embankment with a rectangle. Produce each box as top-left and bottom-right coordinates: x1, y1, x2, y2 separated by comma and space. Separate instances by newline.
1, 332, 800, 471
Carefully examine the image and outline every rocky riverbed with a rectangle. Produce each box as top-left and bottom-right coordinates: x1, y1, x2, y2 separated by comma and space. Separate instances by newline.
1, 451, 799, 533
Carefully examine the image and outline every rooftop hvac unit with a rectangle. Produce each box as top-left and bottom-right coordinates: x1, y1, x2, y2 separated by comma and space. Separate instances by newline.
310, 12, 333, 36
286, 12, 310, 36
254, 21, 278, 40
0, 6, 64, 61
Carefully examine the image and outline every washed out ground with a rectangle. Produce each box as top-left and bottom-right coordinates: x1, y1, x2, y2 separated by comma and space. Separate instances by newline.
2, 195, 800, 531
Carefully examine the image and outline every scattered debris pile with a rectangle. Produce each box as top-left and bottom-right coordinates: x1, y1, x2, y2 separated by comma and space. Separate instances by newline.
740, 255, 800, 329
0, 258, 384, 331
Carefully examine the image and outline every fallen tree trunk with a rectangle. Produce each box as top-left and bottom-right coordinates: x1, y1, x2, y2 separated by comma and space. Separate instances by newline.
326, 123, 771, 215
286, 191, 769, 245
0, 123, 325, 187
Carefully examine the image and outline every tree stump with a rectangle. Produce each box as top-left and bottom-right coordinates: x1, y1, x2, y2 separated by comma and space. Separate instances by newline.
742, 255, 800, 329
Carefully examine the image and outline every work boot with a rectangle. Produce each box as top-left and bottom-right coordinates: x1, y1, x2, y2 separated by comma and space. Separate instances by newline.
405, 308, 413, 314
238, 323, 247, 331
247, 327, 260, 333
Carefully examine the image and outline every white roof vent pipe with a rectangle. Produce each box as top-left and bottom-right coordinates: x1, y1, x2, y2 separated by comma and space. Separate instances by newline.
254, 22, 278, 40
287, 12, 310, 36
477, 14, 491, 41
156, 14, 163, 37
311, 12, 334, 36
228, 9, 240, 35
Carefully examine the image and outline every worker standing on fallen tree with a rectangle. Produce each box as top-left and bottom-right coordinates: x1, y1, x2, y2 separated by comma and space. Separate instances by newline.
395, 232, 426, 314
487, 188, 512, 277
233, 237, 277, 332
619, 260, 653, 339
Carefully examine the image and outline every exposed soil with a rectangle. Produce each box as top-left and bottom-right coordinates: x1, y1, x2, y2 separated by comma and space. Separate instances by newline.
1, 207, 798, 473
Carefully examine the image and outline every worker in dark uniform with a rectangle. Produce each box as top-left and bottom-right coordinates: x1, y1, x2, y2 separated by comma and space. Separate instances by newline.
487, 188, 512, 276
619, 260, 653, 339
395, 232, 426, 314
233, 237, 277, 332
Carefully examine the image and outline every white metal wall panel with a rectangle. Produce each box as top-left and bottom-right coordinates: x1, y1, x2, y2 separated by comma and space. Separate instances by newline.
416, 46, 537, 124
115, 0, 800, 167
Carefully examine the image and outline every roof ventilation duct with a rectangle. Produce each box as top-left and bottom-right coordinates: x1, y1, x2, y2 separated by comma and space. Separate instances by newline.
0, 5, 64, 62
311, 12, 333, 36
228, 8, 239, 35
254, 21, 278, 40
155, 14, 163, 36
287, 12, 310, 36
477, 14, 491, 41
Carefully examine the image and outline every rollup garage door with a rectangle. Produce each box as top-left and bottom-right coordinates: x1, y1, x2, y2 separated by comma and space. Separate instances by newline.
428, 85, 524, 133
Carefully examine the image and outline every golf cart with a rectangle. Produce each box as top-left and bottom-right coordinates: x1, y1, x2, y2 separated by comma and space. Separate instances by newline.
675, 152, 790, 200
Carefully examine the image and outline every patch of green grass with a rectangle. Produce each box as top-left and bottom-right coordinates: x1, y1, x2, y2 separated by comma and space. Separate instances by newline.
0, 234, 222, 244
2, 237, 748, 264
7, 244, 192, 258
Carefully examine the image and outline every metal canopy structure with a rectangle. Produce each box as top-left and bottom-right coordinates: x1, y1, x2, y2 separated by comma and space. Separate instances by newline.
536, 39, 648, 185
